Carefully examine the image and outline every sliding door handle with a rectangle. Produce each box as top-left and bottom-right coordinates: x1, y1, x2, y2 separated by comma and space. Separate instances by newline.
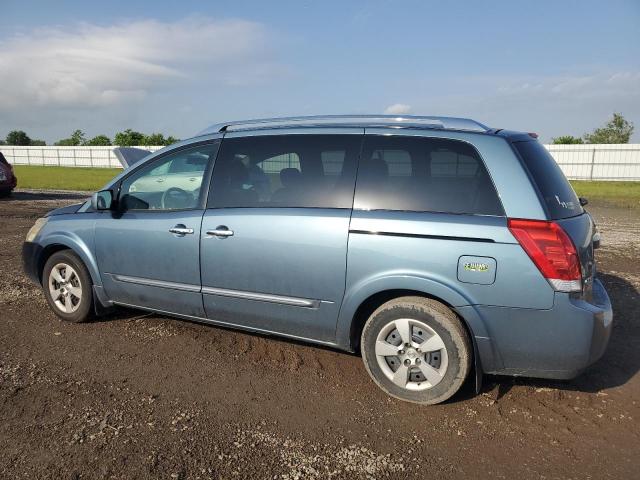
206, 226, 234, 238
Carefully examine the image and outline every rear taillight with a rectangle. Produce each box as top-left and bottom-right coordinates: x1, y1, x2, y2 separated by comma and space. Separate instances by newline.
508, 218, 582, 292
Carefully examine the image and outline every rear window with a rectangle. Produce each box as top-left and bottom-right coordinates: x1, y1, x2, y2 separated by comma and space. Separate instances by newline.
353, 136, 504, 216
514, 140, 583, 219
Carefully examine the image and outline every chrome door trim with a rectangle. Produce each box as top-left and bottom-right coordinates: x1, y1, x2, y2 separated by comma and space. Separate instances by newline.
110, 274, 321, 308
201, 286, 320, 308
110, 274, 201, 293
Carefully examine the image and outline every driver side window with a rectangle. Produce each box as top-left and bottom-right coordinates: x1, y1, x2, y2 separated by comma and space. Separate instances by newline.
120, 143, 219, 211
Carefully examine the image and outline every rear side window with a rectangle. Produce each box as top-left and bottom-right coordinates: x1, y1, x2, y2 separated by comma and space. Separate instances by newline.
209, 134, 360, 209
354, 136, 503, 216
514, 140, 582, 219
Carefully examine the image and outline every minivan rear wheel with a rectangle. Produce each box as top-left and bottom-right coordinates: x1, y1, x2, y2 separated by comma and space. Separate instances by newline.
361, 296, 471, 405
42, 250, 94, 323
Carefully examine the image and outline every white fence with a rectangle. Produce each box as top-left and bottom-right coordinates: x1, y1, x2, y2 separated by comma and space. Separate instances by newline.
2, 143, 640, 180
546, 144, 640, 181
0, 145, 164, 169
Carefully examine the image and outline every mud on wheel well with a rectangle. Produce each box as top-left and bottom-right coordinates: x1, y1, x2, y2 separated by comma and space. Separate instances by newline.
37, 245, 71, 284
349, 289, 476, 356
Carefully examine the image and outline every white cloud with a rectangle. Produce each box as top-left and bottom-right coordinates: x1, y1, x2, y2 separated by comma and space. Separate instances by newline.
384, 103, 412, 115
492, 72, 640, 102
0, 18, 277, 111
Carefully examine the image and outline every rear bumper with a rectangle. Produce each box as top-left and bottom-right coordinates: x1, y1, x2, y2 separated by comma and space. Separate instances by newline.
0, 175, 17, 191
475, 278, 612, 380
585, 278, 613, 368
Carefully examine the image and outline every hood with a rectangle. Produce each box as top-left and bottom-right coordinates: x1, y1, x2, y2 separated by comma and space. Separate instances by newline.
45, 203, 84, 217
113, 147, 152, 168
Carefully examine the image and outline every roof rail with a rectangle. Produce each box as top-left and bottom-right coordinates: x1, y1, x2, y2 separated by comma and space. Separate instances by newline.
196, 115, 490, 136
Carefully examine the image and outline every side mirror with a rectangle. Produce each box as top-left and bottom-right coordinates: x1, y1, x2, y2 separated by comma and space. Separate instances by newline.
579, 197, 589, 207
91, 190, 113, 211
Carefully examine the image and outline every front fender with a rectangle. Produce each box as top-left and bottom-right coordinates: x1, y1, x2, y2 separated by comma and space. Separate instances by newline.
37, 224, 101, 288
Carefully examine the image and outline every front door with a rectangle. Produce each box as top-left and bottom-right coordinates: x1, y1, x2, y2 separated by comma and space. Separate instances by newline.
200, 130, 362, 342
95, 141, 220, 317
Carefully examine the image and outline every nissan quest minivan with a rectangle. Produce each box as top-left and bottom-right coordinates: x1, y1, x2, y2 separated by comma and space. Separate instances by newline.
23, 115, 612, 405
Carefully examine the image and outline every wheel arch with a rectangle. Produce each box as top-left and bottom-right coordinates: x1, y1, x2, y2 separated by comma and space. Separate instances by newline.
37, 233, 102, 288
336, 274, 490, 352
37, 244, 71, 283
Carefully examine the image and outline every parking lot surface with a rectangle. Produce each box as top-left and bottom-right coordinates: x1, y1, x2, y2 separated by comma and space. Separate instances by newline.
1, 191, 639, 479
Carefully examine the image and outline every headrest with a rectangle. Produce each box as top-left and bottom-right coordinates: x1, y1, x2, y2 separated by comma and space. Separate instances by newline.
227, 158, 249, 184
280, 167, 302, 187
366, 156, 389, 179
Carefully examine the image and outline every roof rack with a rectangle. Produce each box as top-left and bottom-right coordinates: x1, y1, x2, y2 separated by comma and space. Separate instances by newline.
196, 115, 490, 136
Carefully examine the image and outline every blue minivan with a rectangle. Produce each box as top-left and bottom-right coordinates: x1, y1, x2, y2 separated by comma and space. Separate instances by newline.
23, 116, 612, 404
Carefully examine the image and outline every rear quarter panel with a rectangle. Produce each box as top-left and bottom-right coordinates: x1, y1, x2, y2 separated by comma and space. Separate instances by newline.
336, 129, 553, 352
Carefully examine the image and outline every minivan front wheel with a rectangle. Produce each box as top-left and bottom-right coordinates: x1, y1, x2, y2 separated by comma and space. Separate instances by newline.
42, 250, 94, 323
361, 296, 471, 405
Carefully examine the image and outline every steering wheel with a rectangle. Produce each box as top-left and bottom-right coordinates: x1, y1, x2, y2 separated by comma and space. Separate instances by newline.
161, 187, 192, 209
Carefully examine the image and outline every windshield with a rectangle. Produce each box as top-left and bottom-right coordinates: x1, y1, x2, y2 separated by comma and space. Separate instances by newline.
514, 140, 583, 219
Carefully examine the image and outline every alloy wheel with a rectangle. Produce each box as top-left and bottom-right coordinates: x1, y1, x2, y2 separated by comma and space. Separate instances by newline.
374, 318, 448, 391
48, 263, 83, 314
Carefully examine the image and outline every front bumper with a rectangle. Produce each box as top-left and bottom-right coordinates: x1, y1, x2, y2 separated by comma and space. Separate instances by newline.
476, 277, 613, 380
22, 241, 43, 285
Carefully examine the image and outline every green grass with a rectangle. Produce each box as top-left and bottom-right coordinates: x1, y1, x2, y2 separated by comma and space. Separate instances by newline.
570, 181, 640, 209
13, 165, 122, 191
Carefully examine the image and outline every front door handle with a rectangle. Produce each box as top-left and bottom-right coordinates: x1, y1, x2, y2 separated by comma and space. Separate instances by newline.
169, 224, 194, 235
206, 226, 234, 238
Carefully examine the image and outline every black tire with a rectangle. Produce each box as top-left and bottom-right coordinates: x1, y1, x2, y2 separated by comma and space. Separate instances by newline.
361, 296, 471, 405
42, 250, 94, 323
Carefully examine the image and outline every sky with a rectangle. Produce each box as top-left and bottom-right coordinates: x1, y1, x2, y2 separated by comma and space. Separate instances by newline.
0, 0, 638, 144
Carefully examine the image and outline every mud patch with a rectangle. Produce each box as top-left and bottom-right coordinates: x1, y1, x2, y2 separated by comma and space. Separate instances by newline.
233, 427, 407, 479
123, 315, 181, 340
0, 275, 43, 304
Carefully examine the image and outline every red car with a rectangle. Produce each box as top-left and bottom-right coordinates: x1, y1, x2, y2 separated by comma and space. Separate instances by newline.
0, 152, 17, 196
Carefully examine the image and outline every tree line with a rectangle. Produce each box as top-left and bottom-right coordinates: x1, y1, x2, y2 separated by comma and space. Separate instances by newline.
0, 113, 634, 146
552, 113, 634, 144
0, 129, 179, 147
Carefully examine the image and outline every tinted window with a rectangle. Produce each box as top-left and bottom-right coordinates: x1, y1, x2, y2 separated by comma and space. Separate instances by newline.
209, 135, 360, 208
514, 140, 582, 219
120, 142, 219, 211
354, 136, 503, 215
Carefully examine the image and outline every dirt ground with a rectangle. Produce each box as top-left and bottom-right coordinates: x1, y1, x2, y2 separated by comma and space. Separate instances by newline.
1, 190, 639, 479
